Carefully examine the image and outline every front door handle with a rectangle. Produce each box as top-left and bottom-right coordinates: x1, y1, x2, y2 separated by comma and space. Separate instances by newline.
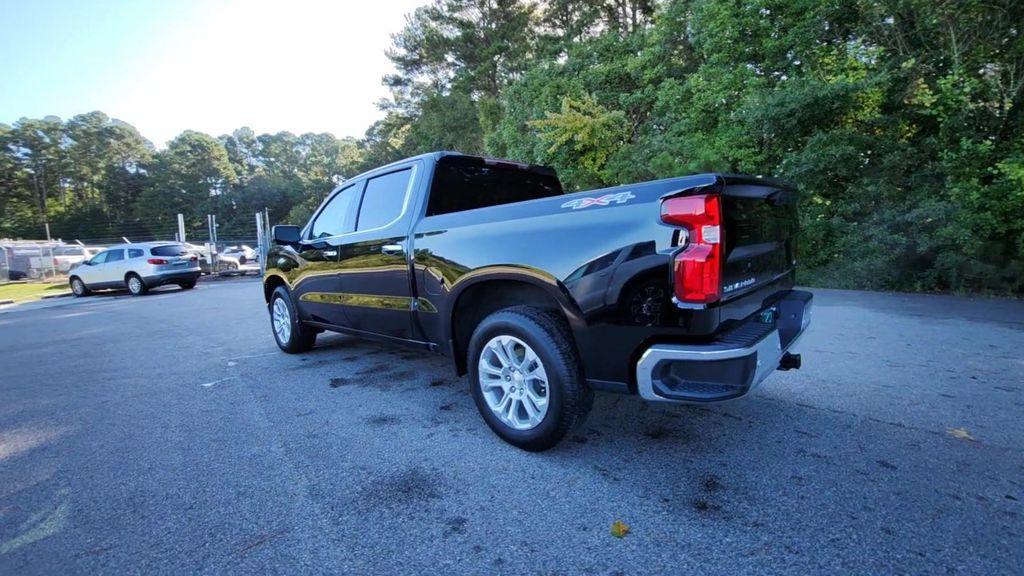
381, 244, 403, 255
323, 250, 337, 257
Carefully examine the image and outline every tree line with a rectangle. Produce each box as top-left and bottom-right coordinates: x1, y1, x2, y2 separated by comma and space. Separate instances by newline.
0, 114, 363, 243
2, 0, 1022, 293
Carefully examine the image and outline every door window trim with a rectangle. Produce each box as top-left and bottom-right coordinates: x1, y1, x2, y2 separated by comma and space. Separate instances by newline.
352, 164, 418, 234
303, 162, 419, 243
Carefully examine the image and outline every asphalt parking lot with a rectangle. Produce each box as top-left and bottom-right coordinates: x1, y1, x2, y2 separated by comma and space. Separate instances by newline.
1, 279, 1021, 575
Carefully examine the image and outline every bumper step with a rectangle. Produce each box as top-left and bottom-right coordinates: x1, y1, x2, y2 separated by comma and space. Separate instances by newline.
635, 290, 812, 403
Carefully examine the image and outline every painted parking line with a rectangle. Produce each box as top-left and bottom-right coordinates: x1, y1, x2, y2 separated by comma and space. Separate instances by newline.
201, 377, 237, 388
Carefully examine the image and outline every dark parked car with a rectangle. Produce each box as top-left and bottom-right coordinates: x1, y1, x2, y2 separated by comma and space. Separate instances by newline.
263, 152, 811, 450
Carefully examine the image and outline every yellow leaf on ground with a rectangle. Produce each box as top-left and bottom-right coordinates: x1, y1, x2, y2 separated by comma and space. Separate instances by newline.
947, 427, 976, 441
610, 520, 630, 538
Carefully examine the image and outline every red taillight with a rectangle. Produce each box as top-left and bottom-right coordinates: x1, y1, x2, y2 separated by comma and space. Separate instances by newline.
147, 258, 167, 265
661, 194, 723, 304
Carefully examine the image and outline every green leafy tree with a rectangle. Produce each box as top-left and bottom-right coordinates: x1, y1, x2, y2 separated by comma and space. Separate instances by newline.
138, 130, 237, 235
529, 94, 630, 187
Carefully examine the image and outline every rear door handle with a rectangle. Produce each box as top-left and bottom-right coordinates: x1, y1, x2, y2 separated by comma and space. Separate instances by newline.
381, 244, 403, 255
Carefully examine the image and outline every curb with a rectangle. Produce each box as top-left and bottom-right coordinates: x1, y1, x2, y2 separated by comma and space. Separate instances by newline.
41, 292, 73, 300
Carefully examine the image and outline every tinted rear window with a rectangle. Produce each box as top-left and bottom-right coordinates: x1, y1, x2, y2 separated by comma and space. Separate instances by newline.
150, 244, 190, 256
426, 156, 563, 216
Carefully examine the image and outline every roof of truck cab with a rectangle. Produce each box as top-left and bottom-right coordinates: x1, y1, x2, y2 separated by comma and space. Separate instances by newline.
344, 151, 557, 182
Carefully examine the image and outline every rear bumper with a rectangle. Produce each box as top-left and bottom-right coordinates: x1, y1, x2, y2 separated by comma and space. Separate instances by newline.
142, 270, 201, 287
636, 290, 812, 403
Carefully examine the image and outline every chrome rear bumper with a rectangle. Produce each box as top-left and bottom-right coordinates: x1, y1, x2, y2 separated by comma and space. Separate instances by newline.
636, 290, 812, 403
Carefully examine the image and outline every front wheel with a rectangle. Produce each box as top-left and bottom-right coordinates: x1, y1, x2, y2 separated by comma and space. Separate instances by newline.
270, 286, 316, 353
468, 306, 593, 451
69, 277, 90, 297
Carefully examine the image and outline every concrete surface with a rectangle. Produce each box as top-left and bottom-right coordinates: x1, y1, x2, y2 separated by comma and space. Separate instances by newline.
0, 280, 1021, 575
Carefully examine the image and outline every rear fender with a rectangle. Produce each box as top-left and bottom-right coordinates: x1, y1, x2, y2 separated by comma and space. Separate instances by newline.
442, 265, 587, 346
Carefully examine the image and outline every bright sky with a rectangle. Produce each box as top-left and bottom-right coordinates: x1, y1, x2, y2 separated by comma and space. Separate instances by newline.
0, 0, 426, 147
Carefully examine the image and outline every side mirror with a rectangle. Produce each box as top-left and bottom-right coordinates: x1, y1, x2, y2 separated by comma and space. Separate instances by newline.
272, 225, 302, 246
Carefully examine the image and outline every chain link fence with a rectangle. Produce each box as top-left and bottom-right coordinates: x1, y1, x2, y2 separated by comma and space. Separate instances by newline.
1, 211, 271, 289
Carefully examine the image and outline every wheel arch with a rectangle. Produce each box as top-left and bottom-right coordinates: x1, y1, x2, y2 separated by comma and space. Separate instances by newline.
444, 267, 585, 376
263, 273, 289, 303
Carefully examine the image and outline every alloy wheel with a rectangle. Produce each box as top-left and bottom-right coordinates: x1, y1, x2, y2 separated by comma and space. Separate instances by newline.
272, 297, 292, 343
478, 335, 549, 430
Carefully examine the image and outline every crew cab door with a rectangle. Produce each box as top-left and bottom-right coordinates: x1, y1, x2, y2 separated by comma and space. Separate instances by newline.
335, 163, 421, 339
292, 181, 363, 327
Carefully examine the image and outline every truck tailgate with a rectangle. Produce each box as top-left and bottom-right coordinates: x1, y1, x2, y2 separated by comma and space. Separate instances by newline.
720, 177, 798, 302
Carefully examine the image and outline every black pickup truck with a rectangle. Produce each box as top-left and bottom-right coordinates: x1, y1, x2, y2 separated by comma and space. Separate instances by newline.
264, 152, 812, 450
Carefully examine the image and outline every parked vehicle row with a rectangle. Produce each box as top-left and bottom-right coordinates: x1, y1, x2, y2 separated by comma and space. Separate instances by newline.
184, 243, 260, 276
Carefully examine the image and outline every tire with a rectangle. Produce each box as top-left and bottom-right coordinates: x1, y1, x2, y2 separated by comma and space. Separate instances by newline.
468, 306, 593, 451
126, 273, 148, 296
178, 280, 197, 290
69, 276, 90, 297
270, 286, 316, 353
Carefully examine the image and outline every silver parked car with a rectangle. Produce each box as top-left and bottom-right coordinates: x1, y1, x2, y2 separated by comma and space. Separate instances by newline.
221, 244, 258, 264
53, 245, 100, 273
68, 242, 202, 297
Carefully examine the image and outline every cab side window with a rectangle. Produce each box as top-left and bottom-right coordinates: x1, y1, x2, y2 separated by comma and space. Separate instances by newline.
357, 169, 412, 231
310, 183, 361, 239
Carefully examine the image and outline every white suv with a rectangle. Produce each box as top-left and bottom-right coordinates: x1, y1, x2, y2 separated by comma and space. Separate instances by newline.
68, 242, 201, 297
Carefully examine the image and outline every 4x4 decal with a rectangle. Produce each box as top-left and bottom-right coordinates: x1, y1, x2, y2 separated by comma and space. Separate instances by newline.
561, 191, 635, 210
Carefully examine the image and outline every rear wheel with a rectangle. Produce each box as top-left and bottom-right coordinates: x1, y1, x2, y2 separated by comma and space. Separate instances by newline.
69, 277, 90, 297
270, 286, 316, 353
178, 279, 197, 290
468, 306, 592, 451
126, 273, 148, 296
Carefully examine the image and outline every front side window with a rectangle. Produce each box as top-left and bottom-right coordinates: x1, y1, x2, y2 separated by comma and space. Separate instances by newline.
357, 169, 412, 231
310, 183, 361, 239
105, 249, 125, 262
90, 251, 110, 265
